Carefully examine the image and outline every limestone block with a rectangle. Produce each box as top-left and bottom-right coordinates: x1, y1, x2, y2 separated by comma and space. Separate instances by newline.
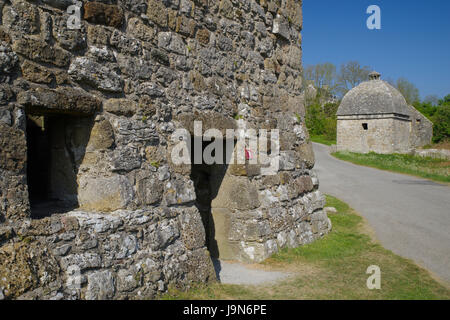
147, 0, 168, 27
84, 2, 124, 28
12, 38, 70, 67
2, 0, 39, 35
211, 175, 260, 211
296, 141, 315, 169
17, 87, 101, 115
78, 175, 134, 212
87, 119, 115, 151
104, 98, 138, 117
68, 57, 123, 92
85, 270, 115, 300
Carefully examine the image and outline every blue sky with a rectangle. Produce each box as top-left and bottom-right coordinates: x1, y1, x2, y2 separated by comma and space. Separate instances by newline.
302, 0, 450, 99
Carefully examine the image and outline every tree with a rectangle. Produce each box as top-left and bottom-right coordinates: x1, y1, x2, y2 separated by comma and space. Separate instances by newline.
304, 63, 337, 92
423, 95, 440, 106
395, 77, 420, 105
439, 94, 450, 106
432, 104, 450, 143
336, 61, 371, 96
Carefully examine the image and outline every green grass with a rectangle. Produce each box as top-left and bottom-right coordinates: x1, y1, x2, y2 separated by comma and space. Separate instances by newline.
332, 151, 450, 183
310, 135, 336, 146
161, 195, 450, 300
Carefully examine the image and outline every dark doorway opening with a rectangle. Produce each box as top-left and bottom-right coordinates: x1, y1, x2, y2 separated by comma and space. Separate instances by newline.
362, 123, 368, 130
190, 137, 232, 258
26, 114, 92, 218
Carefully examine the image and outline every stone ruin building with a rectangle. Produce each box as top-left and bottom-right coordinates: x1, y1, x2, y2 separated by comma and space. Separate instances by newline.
0, 0, 331, 300
337, 71, 433, 154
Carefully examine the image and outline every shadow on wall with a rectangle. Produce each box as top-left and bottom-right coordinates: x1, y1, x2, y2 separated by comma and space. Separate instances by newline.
26, 113, 94, 219
190, 137, 232, 259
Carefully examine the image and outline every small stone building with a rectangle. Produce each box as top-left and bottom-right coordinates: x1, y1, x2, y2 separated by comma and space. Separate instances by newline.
337, 72, 432, 154
0, 0, 331, 300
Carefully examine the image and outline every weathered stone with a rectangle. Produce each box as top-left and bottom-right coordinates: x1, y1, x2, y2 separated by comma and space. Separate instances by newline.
296, 141, 315, 169
0, 42, 18, 79
84, 2, 124, 28
20, 60, 54, 84
68, 57, 123, 92
289, 176, 314, 199
175, 111, 236, 136
164, 179, 196, 206
219, 0, 233, 19
272, 14, 291, 40
103, 98, 138, 117
17, 87, 101, 115
147, 0, 168, 26
175, 15, 196, 37
85, 270, 115, 300
324, 207, 338, 215
110, 30, 142, 55
87, 119, 115, 151
211, 176, 260, 210
283, 0, 303, 28
127, 17, 155, 42
196, 28, 210, 45
87, 25, 112, 46
117, 269, 139, 292
78, 175, 134, 212
148, 219, 180, 250
136, 175, 164, 205
42, 0, 75, 9
178, 207, 205, 250
2, 0, 39, 35
0, 226, 14, 243
52, 244, 72, 256
110, 146, 142, 172
0, 242, 59, 299
158, 32, 186, 55
12, 38, 70, 67
52, 14, 87, 51
0, 122, 26, 172
122, 0, 148, 15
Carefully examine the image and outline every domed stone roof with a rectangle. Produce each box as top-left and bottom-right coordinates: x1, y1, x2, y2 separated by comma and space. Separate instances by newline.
337, 73, 412, 117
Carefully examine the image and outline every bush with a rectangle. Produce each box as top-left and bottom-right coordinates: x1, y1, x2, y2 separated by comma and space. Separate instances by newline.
414, 96, 450, 143
432, 104, 450, 143
305, 102, 338, 142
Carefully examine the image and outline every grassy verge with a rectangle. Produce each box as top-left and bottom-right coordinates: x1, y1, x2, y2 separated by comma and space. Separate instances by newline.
310, 135, 336, 146
161, 195, 450, 300
422, 140, 450, 150
332, 151, 450, 183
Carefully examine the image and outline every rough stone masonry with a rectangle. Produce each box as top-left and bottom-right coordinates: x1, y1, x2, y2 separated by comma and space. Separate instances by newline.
0, 0, 331, 299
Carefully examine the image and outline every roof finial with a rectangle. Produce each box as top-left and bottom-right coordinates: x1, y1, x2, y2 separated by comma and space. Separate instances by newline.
369, 71, 381, 80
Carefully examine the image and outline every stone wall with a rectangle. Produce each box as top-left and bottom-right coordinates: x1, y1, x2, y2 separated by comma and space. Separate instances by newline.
407, 105, 433, 149
0, 0, 331, 300
337, 115, 415, 154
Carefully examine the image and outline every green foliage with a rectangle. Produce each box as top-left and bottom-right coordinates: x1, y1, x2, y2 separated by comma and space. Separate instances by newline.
414, 96, 450, 143
305, 102, 338, 143
432, 104, 450, 143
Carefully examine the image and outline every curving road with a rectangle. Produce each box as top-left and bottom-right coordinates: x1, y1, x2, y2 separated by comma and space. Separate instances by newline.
312, 143, 450, 286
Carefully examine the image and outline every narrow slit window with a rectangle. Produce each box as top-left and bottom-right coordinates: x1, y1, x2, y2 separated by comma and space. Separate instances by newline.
362, 123, 368, 130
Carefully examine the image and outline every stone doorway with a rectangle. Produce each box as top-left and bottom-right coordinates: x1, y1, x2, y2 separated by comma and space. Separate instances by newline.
190, 137, 233, 259
26, 114, 93, 218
